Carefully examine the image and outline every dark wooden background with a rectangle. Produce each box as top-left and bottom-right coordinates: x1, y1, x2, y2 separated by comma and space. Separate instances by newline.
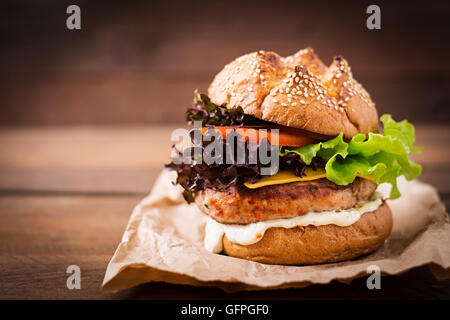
1, 0, 449, 125
1, 0, 450, 300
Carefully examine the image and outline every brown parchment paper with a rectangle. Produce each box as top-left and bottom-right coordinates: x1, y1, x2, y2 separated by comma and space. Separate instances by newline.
102, 170, 450, 292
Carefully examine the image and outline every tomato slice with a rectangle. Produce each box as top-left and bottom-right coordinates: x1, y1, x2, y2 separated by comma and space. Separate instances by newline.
200, 126, 320, 147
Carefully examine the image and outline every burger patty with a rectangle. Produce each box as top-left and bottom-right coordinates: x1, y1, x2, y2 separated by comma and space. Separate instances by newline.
195, 178, 377, 224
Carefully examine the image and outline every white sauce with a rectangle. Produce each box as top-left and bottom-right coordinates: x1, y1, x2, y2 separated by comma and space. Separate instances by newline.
204, 192, 383, 253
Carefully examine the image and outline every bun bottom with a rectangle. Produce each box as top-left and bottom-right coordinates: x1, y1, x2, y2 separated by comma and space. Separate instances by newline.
223, 202, 393, 265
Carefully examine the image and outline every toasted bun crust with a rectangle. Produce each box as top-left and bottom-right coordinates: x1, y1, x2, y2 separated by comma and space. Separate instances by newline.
208, 48, 379, 139
222, 202, 392, 265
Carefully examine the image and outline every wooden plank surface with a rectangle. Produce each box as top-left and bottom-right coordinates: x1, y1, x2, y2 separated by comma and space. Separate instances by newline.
1, 1, 449, 126
0, 124, 448, 192
0, 124, 449, 299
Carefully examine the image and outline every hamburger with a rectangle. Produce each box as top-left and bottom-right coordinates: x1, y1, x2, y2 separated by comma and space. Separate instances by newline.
166, 48, 422, 265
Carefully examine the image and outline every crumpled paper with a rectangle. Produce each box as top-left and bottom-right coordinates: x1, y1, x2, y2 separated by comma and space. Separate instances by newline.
102, 170, 450, 292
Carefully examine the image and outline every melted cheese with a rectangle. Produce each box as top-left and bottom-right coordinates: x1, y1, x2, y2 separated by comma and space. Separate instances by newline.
244, 168, 373, 189
204, 192, 383, 253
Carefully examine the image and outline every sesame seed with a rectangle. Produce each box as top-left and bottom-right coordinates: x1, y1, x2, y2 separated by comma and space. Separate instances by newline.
300, 100, 306, 104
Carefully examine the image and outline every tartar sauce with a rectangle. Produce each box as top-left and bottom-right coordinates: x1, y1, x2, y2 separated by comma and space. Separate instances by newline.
204, 192, 383, 253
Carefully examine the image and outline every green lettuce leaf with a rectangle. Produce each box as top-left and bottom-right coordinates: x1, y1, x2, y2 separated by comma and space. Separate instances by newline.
279, 114, 422, 199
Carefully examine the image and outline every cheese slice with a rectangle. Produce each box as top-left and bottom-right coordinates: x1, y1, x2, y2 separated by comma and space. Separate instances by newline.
244, 167, 373, 189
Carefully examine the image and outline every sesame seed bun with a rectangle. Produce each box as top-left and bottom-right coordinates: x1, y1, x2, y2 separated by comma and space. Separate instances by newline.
208, 48, 379, 139
222, 202, 392, 265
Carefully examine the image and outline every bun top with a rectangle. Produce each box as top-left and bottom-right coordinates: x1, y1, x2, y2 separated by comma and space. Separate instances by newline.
208, 48, 379, 139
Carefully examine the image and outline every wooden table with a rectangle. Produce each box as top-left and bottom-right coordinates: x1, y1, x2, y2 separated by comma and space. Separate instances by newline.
1, 124, 449, 299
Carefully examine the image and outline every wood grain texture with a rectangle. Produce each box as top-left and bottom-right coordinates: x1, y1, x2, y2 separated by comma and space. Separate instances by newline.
0, 125, 449, 299
0, 195, 138, 299
0, 195, 449, 300
0, 0, 449, 125
0, 0, 449, 300
0, 125, 448, 193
